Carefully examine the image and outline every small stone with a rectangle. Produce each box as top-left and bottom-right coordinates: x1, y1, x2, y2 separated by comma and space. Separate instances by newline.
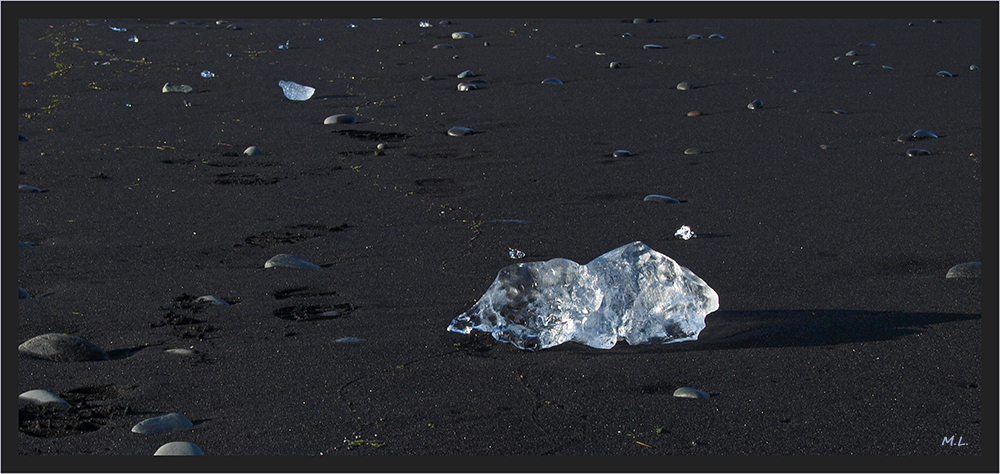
708, 33, 726, 39
432, 43, 455, 49
673, 387, 710, 399
264, 254, 321, 269
906, 149, 931, 157
686, 111, 702, 117
18, 333, 109, 362
447, 126, 473, 136
19, 389, 72, 408
686, 34, 703, 40
376, 143, 387, 151
421, 75, 435, 81
969, 64, 979, 70
457, 82, 478, 91
683, 147, 703, 155
162, 83, 194, 94
747, 99, 763, 110
845, 50, 859, 56
132, 413, 194, 434
896, 135, 913, 142
911, 129, 939, 139
451, 31, 473, 39
936, 70, 953, 77
819, 144, 835, 150
19, 184, 42, 193
676, 82, 692, 91
832, 109, 848, 114
609, 61, 622, 68
194, 295, 229, 306
324, 114, 357, 124
642, 44, 663, 49
243, 146, 264, 156
612, 149, 631, 158
541, 78, 563, 85
154, 441, 204, 456
457, 69, 475, 78
643, 194, 680, 204
946, 262, 981, 279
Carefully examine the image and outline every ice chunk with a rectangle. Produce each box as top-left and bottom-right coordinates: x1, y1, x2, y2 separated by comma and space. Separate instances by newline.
448, 241, 719, 350
675, 225, 695, 240
279, 80, 315, 101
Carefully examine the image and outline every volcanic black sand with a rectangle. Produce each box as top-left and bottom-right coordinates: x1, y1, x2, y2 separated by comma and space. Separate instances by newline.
14, 3, 991, 472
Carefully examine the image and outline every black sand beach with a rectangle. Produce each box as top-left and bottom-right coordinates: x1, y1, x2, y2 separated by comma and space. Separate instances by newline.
14, 3, 991, 471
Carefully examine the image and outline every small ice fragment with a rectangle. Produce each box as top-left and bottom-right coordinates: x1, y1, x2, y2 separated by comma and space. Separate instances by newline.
110, 26, 127, 32
675, 225, 695, 240
279, 80, 315, 101
509, 248, 525, 259
127, 35, 139, 43
419, 21, 432, 28
278, 40, 290, 50
347, 23, 356, 28
200, 70, 215, 78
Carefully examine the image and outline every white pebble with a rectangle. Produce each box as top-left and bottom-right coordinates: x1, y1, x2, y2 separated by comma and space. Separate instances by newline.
132, 412, 193, 434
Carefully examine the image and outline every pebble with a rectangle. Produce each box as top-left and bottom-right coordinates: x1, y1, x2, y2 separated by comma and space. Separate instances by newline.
432, 43, 455, 49
906, 149, 931, 157
686, 111, 702, 117
18, 333, 109, 362
456, 69, 475, 78
447, 126, 473, 136
540, 78, 563, 85
683, 147, 703, 155
421, 75, 435, 81
161, 83, 194, 94
19, 184, 41, 193
819, 144, 836, 150
676, 82, 692, 91
278, 80, 315, 101
673, 387, 710, 399
686, 34, 703, 40
324, 114, 357, 124
154, 441, 204, 456
747, 99, 763, 110
451, 31, 473, 39
832, 109, 848, 114
643, 194, 680, 204
264, 254, 321, 269
609, 61, 622, 68
969, 64, 979, 70
936, 70, 953, 77
852, 60, 864, 66
243, 146, 264, 156
642, 44, 663, 49
612, 149, 631, 158
911, 129, 939, 139
165, 348, 200, 357
845, 50, 859, 57
946, 262, 981, 279
195, 295, 229, 306
708, 33, 726, 39
19, 389, 72, 408
132, 412, 194, 434
457, 82, 478, 91
632, 18, 656, 23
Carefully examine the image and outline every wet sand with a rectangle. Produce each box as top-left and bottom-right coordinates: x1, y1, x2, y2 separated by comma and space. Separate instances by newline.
15, 3, 988, 471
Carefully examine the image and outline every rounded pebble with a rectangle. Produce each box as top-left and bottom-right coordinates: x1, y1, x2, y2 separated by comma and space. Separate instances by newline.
852, 60, 864, 66
609, 61, 622, 68
906, 149, 931, 157
676, 82, 692, 91
19, 389, 72, 408
686, 34, 703, 40
540, 78, 563, 85
457, 82, 478, 91
451, 31, 473, 39
686, 110, 702, 117
324, 114, 356, 124
845, 50, 858, 57
18, 333, 109, 362
447, 126, 473, 136
265, 254, 321, 269
895, 135, 913, 142
946, 262, 981, 279
936, 70, 953, 77
243, 146, 264, 156
673, 387, 710, 399
747, 99, 763, 110
421, 75, 434, 82
708, 33, 726, 39
194, 295, 229, 306
911, 129, 939, 139
132, 413, 194, 434
161, 83, 194, 94
432, 43, 455, 49
154, 441, 204, 456
612, 149, 631, 158
969, 64, 979, 70
457, 69, 475, 78
683, 147, 703, 155
643, 194, 680, 204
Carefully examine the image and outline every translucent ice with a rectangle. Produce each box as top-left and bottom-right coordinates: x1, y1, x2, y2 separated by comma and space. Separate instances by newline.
279, 80, 315, 101
448, 241, 719, 351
